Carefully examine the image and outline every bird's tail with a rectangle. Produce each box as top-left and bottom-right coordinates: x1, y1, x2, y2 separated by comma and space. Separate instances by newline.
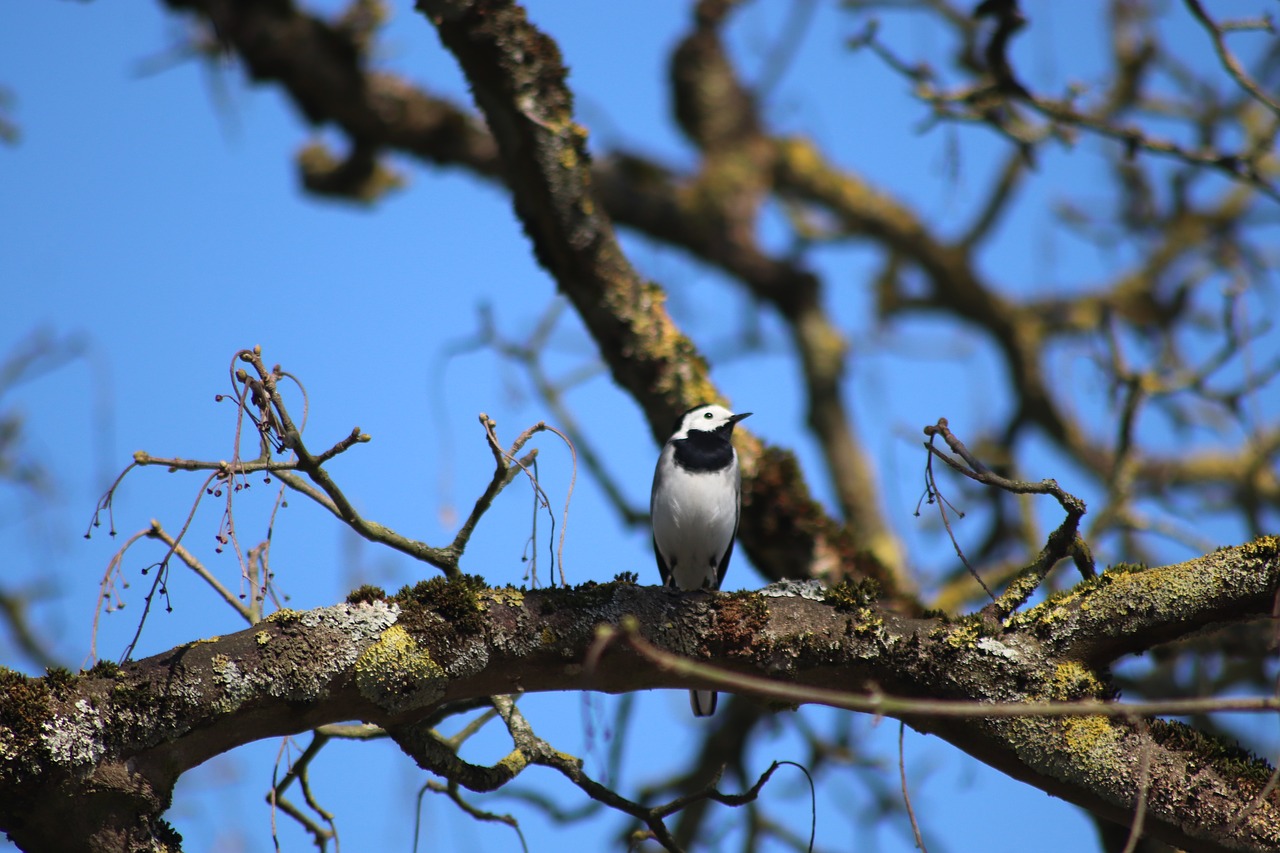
690, 689, 717, 717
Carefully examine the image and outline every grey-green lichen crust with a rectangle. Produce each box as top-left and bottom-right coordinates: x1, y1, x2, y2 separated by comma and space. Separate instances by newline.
218, 600, 402, 708
1, 601, 403, 787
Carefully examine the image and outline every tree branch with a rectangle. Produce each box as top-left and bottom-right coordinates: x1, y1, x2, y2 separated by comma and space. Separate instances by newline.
3, 539, 1277, 851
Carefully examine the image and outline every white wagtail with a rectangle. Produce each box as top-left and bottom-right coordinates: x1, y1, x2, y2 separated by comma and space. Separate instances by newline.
650, 403, 752, 717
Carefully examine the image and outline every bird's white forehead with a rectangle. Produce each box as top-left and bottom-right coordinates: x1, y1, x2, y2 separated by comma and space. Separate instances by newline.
680, 404, 736, 432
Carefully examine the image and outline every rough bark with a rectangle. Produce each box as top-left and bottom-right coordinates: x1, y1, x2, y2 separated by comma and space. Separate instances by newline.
3, 538, 1278, 852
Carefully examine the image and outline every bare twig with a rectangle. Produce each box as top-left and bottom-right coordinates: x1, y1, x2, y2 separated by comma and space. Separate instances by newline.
923, 418, 1094, 619
917, 441, 995, 601
1181, 0, 1280, 115
898, 722, 927, 852
268, 733, 338, 852
416, 778, 528, 853
145, 521, 253, 624
480, 416, 578, 586
610, 621, 1280, 720
1119, 717, 1153, 853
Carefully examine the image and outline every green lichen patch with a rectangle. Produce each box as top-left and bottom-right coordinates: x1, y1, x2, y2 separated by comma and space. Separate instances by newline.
85, 660, 120, 679
43, 667, 77, 698
1148, 718, 1275, 793
393, 575, 487, 633
532, 575, 647, 614
568, 579, 624, 608
109, 676, 152, 707
354, 625, 447, 713
1103, 562, 1148, 575
0, 667, 52, 753
824, 579, 881, 612
346, 584, 388, 605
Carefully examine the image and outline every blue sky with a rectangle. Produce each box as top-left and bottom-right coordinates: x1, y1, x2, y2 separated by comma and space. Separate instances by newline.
3, 2, 1278, 851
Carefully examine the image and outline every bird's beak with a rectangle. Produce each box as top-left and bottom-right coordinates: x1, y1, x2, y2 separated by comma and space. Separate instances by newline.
729, 412, 753, 424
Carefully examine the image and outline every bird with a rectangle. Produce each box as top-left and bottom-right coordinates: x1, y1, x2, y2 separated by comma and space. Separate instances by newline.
650, 403, 752, 717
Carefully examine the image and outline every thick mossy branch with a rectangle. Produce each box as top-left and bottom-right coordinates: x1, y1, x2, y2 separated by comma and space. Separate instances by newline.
2, 539, 1277, 852
1009, 535, 1280, 662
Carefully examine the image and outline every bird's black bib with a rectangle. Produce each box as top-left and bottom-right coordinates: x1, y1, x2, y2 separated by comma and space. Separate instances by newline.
671, 425, 735, 473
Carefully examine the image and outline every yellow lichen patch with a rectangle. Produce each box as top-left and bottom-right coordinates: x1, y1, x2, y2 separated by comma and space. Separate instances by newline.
497, 750, 530, 778
484, 588, 525, 609
255, 631, 270, 646
776, 136, 821, 174
354, 625, 446, 712
1062, 715, 1119, 756
1049, 661, 1106, 701
944, 621, 981, 649
264, 608, 301, 624
1086, 562, 1208, 615
1241, 535, 1280, 559
1022, 587, 1088, 624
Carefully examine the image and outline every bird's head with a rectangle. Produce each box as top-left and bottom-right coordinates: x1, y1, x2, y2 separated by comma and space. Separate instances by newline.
670, 404, 752, 441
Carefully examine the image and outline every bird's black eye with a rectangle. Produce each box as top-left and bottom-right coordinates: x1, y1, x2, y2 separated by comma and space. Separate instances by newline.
704, 411, 713, 419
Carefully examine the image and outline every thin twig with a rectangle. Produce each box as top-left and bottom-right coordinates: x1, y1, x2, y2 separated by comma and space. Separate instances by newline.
923, 418, 1094, 618
1181, 0, 1280, 115
898, 722, 927, 852
268, 732, 338, 852
611, 622, 1280, 720
1119, 717, 1153, 853
146, 521, 253, 623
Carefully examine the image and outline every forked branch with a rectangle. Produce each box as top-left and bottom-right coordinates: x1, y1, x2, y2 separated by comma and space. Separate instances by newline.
923, 418, 1094, 619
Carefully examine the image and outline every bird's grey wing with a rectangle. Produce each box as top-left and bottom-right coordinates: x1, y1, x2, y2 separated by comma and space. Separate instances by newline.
654, 534, 673, 587
713, 537, 734, 590
651, 445, 674, 587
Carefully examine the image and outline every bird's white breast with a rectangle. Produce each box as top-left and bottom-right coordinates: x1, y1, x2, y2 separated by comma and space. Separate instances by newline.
651, 444, 739, 591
